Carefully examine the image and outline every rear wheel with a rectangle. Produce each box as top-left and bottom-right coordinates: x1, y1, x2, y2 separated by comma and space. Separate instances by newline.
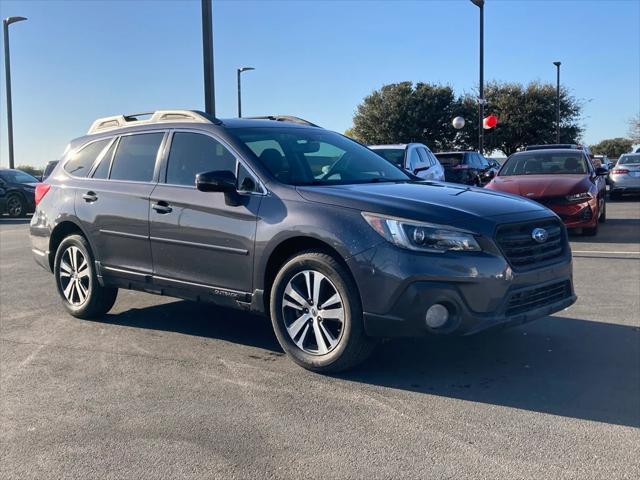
6, 195, 26, 218
54, 235, 118, 319
269, 251, 376, 373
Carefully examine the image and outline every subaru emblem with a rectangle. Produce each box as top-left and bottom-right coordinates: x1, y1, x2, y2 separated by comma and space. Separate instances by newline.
532, 228, 548, 243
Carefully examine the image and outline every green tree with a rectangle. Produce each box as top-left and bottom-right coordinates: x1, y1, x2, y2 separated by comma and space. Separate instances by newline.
16, 165, 43, 178
343, 127, 360, 141
628, 114, 640, 144
590, 137, 633, 158
456, 81, 584, 156
351, 82, 459, 151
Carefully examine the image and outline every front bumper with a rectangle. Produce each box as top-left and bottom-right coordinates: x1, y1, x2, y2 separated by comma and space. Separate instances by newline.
546, 198, 598, 229
346, 241, 575, 338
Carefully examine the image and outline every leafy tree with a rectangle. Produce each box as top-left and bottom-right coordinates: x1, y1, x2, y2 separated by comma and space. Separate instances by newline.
16, 165, 43, 177
590, 137, 633, 158
343, 128, 360, 141
628, 114, 640, 144
456, 81, 584, 156
351, 82, 459, 151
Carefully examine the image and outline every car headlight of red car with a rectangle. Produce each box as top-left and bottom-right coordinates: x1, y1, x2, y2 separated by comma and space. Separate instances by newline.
565, 192, 593, 203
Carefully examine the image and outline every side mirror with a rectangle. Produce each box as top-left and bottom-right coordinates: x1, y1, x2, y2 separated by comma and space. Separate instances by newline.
595, 166, 608, 176
413, 162, 431, 174
196, 170, 237, 192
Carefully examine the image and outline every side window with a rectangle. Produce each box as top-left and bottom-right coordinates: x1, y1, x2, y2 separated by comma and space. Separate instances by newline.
92, 140, 117, 179
64, 138, 111, 177
237, 163, 260, 193
166, 132, 236, 187
467, 154, 480, 168
407, 148, 421, 169
110, 133, 164, 182
478, 155, 490, 168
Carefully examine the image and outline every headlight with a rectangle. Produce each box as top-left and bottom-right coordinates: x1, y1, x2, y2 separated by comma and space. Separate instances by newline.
565, 192, 592, 203
362, 212, 481, 253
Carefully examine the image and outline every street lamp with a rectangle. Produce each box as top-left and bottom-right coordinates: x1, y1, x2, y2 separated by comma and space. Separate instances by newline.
553, 61, 561, 143
3, 16, 27, 169
237, 67, 255, 118
201, 0, 215, 116
470, 0, 484, 154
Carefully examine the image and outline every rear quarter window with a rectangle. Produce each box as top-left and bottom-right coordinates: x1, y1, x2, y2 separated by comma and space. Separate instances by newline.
64, 138, 111, 177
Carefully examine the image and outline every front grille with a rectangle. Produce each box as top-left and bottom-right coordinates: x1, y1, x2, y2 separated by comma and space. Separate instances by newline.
495, 219, 565, 269
506, 280, 572, 316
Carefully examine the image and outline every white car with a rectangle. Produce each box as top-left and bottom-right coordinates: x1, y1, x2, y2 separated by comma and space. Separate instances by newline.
609, 153, 640, 199
369, 143, 445, 181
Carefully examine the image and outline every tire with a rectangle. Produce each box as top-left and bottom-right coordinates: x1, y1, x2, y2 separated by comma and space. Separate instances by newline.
269, 251, 377, 373
599, 198, 607, 223
6, 194, 26, 218
54, 234, 118, 319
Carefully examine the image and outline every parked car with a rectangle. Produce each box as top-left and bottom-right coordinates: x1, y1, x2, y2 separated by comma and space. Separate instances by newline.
434, 151, 495, 186
31, 109, 576, 372
369, 143, 445, 181
486, 149, 607, 235
42, 160, 59, 181
0, 168, 39, 217
609, 153, 640, 199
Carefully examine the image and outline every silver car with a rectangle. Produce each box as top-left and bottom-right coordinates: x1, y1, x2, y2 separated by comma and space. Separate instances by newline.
609, 153, 640, 199
369, 143, 445, 181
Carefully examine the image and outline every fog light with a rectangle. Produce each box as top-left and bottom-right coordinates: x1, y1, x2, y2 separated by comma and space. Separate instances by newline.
425, 304, 449, 328
580, 205, 592, 221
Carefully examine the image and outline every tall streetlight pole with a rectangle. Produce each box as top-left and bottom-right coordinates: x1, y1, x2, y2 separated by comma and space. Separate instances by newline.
553, 61, 561, 143
237, 67, 254, 118
201, 0, 215, 116
3, 16, 27, 169
470, 0, 484, 154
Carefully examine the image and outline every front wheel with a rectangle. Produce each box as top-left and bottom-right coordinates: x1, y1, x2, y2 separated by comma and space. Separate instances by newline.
269, 251, 376, 373
54, 234, 118, 319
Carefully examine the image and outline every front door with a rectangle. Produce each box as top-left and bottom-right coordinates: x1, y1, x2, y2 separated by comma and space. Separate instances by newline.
149, 130, 262, 294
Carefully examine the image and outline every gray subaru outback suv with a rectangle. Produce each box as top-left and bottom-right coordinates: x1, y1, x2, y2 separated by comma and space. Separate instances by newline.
31, 110, 576, 372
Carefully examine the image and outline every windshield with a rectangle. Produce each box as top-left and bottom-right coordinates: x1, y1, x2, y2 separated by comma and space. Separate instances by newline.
500, 151, 588, 176
371, 148, 405, 168
618, 154, 640, 165
0, 170, 39, 184
232, 127, 411, 185
434, 153, 463, 167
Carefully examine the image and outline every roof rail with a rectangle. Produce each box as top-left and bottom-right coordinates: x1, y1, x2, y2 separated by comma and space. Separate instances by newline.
87, 109, 220, 134
248, 115, 320, 127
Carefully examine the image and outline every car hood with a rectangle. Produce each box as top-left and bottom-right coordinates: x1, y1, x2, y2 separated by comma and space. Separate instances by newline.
487, 175, 590, 198
296, 181, 550, 235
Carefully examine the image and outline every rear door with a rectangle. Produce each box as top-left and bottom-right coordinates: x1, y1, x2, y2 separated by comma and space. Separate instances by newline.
149, 130, 262, 294
75, 131, 166, 279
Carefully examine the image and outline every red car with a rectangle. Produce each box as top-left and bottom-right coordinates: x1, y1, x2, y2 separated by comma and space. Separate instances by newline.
485, 149, 607, 235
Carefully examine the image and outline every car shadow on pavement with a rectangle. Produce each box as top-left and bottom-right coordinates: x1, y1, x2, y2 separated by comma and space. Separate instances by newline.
101, 300, 283, 354
569, 217, 640, 244
0, 217, 31, 225
101, 300, 639, 428
341, 316, 640, 428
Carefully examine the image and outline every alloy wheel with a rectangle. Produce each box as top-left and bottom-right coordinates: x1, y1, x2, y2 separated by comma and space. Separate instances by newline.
58, 246, 91, 306
281, 270, 345, 355
7, 197, 22, 217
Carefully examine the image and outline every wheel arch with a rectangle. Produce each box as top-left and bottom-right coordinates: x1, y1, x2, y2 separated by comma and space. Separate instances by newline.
48, 219, 92, 271
261, 236, 360, 314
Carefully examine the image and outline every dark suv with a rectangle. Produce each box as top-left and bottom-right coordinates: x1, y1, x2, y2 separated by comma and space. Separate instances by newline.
434, 151, 496, 186
31, 110, 576, 372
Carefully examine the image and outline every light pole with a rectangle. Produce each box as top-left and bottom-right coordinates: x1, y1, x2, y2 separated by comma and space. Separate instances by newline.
470, 0, 484, 154
201, 0, 215, 116
237, 67, 254, 118
553, 61, 561, 143
3, 16, 27, 169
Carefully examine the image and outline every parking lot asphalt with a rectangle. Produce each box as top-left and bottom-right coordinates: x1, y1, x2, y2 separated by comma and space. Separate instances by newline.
1, 199, 639, 480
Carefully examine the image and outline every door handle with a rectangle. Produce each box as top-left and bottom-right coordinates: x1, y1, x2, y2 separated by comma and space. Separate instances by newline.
82, 191, 98, 202
152, 201, 172, 214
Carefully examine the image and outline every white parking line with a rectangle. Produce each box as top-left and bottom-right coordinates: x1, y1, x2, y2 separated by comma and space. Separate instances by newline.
572, 250, 640, 255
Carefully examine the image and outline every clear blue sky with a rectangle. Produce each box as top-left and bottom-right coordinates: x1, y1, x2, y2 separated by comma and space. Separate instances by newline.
1, 0, 638, 167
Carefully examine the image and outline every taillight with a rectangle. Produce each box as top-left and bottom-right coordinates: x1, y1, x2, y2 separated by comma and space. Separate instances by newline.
612, 168, 629, 175
35, 183, 51, 206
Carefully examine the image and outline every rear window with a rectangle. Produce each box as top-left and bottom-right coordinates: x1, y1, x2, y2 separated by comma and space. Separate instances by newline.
109, 133, 164, 182
64, 138, 111, 177
434, 153, 464, 167
372, 148, 405, 168
618, 155, 640, 165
